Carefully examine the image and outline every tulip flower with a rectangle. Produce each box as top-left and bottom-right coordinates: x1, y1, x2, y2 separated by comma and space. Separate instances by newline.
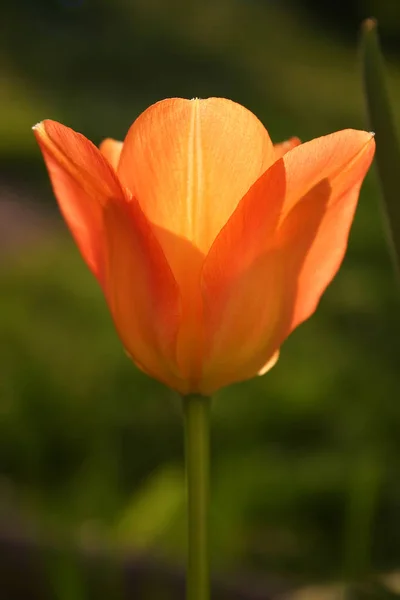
34, 97, 375, 600
33, 98, 375, 396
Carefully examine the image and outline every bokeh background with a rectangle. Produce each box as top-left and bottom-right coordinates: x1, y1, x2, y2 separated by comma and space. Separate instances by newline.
1, 0, 400, 598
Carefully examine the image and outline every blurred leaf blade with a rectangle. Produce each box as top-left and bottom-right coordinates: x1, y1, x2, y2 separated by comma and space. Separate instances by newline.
361, 18, 400, 280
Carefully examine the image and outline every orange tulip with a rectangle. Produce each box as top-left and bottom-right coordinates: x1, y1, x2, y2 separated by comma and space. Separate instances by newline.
33, 98, 375, 395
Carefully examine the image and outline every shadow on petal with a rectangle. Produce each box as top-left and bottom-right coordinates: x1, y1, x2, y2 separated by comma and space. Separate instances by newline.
273, 178, 332, 345
152, 224, 207, 390
200, 178, 332, 394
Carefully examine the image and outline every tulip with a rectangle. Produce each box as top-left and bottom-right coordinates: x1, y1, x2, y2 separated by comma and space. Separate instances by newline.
34, 97, 376, 600
33, 98, 375, 396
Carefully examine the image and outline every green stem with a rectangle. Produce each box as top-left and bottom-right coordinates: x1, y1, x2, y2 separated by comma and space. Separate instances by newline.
183, 394, 211, 600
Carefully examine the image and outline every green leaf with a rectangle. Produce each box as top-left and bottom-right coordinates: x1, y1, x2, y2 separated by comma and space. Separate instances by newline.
361, 18, 400, 280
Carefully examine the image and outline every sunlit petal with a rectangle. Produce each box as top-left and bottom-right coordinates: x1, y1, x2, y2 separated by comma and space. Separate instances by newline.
33, 120, 125, 280
118, 97, 275, 256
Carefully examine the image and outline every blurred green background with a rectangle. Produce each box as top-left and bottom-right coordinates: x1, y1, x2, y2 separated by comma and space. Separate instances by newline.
1, 0, 400, 598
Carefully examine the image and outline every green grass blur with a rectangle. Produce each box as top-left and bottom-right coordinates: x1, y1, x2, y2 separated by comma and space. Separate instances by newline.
2, 0, 400, 598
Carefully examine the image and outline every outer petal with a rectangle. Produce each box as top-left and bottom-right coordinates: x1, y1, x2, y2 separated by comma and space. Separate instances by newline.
201, 247, 286, 393
278, 130, 375, 222
117, 97, 275, 256
103, 197, 183, 391
273, 136, 301, 160
33, 120, 124, 280
200, 177, 331, 394
34, 120, 182, 391
283, 136, 376, 332
99, 138, 123, 170
200, 130, 375, 394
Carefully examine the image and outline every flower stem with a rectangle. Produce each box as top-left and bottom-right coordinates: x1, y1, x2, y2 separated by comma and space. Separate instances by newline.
183, 394, 211, 600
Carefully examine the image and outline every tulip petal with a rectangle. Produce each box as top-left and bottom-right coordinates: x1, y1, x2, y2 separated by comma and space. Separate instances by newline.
117, 98, 275, 257
201, 247, 286, 393
274, 136, 301, 159
200, 178, 330, 393
258, 350, 280, 376
103, 197, 183, 391
99, 138, 123, 170
283, 136, 375, 332
33, 120, 125, 280
279, 130, 375, 221
201, 130, 374, 393
200, 159, 289, 392
34, 120, 183, 390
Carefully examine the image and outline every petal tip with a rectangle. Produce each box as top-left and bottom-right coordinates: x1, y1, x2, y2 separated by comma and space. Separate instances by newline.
33, 121, 54, 141
32, 122, 45, 134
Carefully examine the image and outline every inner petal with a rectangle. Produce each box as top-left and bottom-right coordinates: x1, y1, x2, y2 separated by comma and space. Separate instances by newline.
99, 138, 123, 170
117, 97, 275, 256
